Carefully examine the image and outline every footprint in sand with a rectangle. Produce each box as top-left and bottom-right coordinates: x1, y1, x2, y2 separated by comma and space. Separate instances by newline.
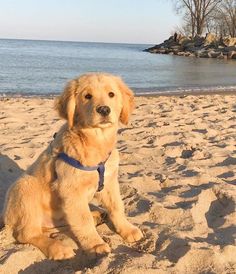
174, 248, 226, 274
120, 184, 152, 217
190, 185, 235, 241
132, 228, 158, 254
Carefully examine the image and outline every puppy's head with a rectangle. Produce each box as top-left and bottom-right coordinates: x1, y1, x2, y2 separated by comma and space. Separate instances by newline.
55, 73, 134, 129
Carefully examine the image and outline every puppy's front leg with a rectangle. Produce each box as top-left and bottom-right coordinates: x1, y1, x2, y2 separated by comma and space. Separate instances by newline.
99, 170, 143, 243
59, 190, 110, 255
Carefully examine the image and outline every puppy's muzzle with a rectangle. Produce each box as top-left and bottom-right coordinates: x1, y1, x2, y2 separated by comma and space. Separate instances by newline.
96, 105, 111, 117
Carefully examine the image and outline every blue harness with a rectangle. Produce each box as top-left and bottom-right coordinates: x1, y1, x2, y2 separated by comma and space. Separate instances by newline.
58, 152, 109, 192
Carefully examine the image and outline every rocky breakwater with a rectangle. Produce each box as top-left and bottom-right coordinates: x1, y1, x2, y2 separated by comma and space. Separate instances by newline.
144, 33, 236, 60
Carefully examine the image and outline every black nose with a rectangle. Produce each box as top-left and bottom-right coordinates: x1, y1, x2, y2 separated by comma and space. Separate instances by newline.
96, 105, 111, 117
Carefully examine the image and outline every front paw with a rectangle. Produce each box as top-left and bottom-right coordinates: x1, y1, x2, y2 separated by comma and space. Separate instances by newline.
89, 242, 111, 255
47, 240, 75, 260
119, 225, 143, 243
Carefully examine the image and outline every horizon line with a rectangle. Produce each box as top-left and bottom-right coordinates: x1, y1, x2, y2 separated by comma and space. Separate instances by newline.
0, 37, 155, 46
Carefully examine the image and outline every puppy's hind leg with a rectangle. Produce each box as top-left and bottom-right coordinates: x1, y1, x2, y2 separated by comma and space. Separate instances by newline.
4, 176, 75, 260
16, 226, 75, 260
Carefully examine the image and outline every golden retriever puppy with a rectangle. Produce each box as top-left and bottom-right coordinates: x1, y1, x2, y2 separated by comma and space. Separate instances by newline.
3, 73, 143, 260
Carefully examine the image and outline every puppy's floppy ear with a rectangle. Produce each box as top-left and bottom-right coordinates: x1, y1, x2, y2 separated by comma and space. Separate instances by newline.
117, 78, 135, 125
55, 79, 78, 129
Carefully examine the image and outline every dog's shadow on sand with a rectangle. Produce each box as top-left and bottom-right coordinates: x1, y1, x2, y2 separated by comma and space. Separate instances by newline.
17, 248, 103, 274
0, 153, 24, 213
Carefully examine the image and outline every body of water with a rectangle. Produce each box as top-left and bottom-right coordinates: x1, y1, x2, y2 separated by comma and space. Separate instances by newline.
0, 38, 236, 96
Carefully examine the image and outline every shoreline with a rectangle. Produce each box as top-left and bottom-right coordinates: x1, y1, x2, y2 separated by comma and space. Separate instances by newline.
135, 88, 236, 97
1, 87, 236, 99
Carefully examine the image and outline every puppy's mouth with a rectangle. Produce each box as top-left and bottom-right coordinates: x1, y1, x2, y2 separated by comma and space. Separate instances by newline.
95, 118, 113, 128
99, 121, 113, 128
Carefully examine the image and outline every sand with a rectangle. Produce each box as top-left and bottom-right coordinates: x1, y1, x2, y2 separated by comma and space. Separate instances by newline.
0, 94, 235, 274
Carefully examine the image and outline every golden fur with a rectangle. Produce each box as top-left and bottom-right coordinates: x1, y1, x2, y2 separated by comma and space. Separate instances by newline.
3, 73, 143, 260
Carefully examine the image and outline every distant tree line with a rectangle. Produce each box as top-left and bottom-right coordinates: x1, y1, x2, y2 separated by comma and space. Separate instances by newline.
173, 0, 236, 37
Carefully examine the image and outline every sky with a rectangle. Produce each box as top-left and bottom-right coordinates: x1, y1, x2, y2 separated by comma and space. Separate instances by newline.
0, 0, 180, 44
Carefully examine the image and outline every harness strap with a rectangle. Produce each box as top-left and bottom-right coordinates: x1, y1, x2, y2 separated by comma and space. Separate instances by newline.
57, 152, 109, 192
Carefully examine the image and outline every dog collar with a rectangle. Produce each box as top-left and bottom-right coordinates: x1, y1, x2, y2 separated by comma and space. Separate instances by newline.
57, 152, 110, 192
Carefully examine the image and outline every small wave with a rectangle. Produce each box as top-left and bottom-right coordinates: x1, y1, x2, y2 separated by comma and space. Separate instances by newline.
1, 85, 236, 98
134, 85, 236, 96
0, 91, 60, 98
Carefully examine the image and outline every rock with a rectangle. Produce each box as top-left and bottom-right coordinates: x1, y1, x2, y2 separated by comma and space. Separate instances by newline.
158, 48, 168, 54
150, 48, 159, 53
174, 32, 184, 43
179, 37, 192, 47
217, 53, 227, 59
223, 36, 236, 47
204, 33, 217, 46
223, 46, 236, 52
228, 50, 236, 59
195, 50, 201, 57
143, 43, 162, 52
184, 51, 192, 56
173, 49, 180, 55
182, 42, 195, 51
198, 50, 210, 58
170, 45, 181, 50
164, 35, 175, 44
193, 35, 205, 47
208, 50, 221, 58
144, 33, 236, 61
177, 51, 186, 56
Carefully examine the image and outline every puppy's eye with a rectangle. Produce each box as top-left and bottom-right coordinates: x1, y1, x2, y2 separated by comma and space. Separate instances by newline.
85, 94, 92, 100
108, 92, 115, 98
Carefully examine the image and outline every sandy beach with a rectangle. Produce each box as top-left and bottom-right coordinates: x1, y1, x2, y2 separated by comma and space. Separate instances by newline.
0, 94, 236, 274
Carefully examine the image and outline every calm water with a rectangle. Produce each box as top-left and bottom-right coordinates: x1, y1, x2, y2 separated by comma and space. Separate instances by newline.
0, 38, 236, 95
